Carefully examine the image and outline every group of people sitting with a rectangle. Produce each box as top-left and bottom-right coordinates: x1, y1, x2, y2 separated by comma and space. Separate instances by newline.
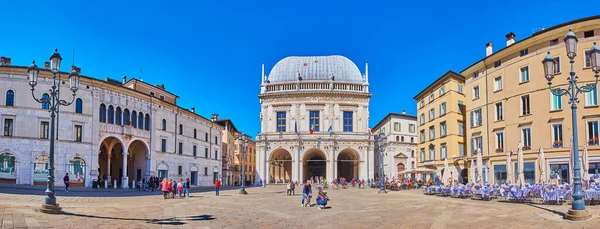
301, 181, 330, 209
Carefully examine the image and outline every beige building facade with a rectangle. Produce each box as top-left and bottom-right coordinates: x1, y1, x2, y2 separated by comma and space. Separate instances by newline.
461, 16, 600, 184
371, 112, 418, 179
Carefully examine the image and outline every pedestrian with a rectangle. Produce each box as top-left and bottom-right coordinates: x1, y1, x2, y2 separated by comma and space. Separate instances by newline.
168, 179, 174, 198
172, 179, 177, 198
177, 179, 184, 198
184, 178, 190, 197
301, 180, 312, 207
290, 180, 295, 196
149, 176, 154, 192
161, 178, 169, 199
316, 187, 329, 209
155, 176, 160, 191
215, 179, 221, 196
286, 180, 292, 196
63, 173, 70, 192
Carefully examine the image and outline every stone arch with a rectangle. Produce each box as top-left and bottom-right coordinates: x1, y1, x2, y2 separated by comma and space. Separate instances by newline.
32, 153, 49, 185
302, 148, 327, 182
337, 148, 360, 180
0, 152, 18, 184
157, 162, 169, 179
397, 163, 405, 174
98, 136, 125, 188
269, 148, 293, 183
66, 156, 87, 187
127, 139, 150, 183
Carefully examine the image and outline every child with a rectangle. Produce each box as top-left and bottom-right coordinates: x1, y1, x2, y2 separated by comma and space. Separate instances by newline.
177, 179, 184, 198
316, 190, 329, 209
301, 180, 312, 207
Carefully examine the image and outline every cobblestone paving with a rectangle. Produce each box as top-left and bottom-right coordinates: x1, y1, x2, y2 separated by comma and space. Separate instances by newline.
0, 186, 600, 228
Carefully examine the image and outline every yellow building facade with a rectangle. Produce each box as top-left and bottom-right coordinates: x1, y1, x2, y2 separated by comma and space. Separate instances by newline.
414, 71, 467, 183
461, 16, 600, 184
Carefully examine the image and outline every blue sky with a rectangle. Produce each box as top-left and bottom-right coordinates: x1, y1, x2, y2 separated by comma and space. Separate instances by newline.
1, 1, 598, 137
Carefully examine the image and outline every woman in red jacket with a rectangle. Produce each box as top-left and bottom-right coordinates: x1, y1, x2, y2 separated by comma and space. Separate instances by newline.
214, 179, 221, 196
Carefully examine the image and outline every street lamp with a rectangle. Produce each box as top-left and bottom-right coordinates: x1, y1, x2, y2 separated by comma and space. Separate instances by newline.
542, 29, 599, 221
238, 133, 248, 194
28, 49, 80, 214
377, 130, 388, 194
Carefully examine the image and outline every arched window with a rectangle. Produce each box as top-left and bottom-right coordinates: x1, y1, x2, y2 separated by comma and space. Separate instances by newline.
411, 137, 414, 143
396, 136, 399, 142
131, 110, 137, 128
42, 93, 50, 110
99, 104, 106, 122
215, 136, 218, 144
145, 114, 150, 130
138, 112, 144, 129
123, 108, 130, 126
5, 90, 14, 106
162, 119, 167, 131
401, 136, 405, 142
205, 133, 208, 141
68, 157, 86, 184
194, 129, 197, 139
75, 98, 83, 114
115, 107, 122, 125
179, 124, 183, 135
0, 153, 17, 180
107, 105, 114, 124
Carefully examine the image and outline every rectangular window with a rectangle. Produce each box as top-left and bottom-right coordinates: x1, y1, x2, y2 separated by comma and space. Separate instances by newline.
494, 164, 508, 184
473, 86, 480, 99
551, 89, 563, 110
494, 60, 501, 67
520, 49, 528, 56
584, 30, 594, 38
473, 72, 479, 78
522, 128, 532, 149
215, 150, 218, 160
440, 145, 447, 159
470, 108, 482, 127
494, 76, 503, 91
205, 148, 208, 158
439, 87, 445, 96
204, 167, 208, 176
440, 122, 447, 137
458, 122, 464, 136
161, 139, 167, 152
193, 145, 197, 157
459, 143, 465, 157
585, 50, 592, 68
276, 111, 286, 132
496, 132, 504, 152
552, 124, 563, 148
458, 85, 464, 93
550, 38, 559, 46
429, 94, 435, 102
150, 92, 155, 97
343, 111, 353, 132
471, 136, 483, 155
74, 125, 82, 142
159, 95, 165, 100
429, 147, 435, 161
458, 101, 464, 114
588, 121, 599, 146
420, 100, 425, 108
309, 111, 320, 132
439, 102, 446, 116
521, 95, 531, 115
419, 114, 425, 125
178, 166, 182, 175
554, 57, 561, 73
420, 150, 425, 162
585, 83, 598, 106
420, 130, 425, 143
4, 118, 13, 136
178, 142, 183, 154
409, 124, 415, 133
429, 126, 435, 140
40, 121, 49, 139
428, 108, 435, 121
520, 66, 530, 82
495, 102, 503, 121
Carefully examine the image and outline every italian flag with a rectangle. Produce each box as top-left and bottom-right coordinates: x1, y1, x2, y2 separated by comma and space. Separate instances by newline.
310, 121, 315, 134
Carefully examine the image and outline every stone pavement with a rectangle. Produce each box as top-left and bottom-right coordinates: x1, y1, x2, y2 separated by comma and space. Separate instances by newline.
0, 185, 600, 228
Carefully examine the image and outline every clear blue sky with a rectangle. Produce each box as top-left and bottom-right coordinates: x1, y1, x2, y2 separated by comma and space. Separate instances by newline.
1, 1, 598, 137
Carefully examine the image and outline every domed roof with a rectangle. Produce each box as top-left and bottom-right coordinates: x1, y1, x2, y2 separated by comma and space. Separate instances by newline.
267, 55, 364, 83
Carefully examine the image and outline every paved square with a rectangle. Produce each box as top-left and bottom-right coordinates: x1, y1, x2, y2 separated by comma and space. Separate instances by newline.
0, 186, 599, 228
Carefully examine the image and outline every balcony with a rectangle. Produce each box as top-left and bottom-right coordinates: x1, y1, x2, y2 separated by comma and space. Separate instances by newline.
522, 145, 532, 151
589, 138, 599, 146
495, 148, 504, 153
552, 141, 563, 148
100, 123, 150, 139
264, 81, 367, 93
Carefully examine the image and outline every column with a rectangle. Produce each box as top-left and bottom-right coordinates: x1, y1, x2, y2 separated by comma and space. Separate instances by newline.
122, 151, 129, 188
145, 150, 151, 177
106, 145, 113, 188
330, 150, 336, 182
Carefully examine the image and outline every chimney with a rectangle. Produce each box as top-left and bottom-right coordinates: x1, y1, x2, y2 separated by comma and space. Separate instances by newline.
70, 66, 81, 73
486, 42, 493, 57
506, 32, 516, 46
44, 62, 50, 70
211, 113, 219, 122
402, 110, 406, 115
191, 107, 195, 113
0, 57, 11, 66
122, 76, 127, 84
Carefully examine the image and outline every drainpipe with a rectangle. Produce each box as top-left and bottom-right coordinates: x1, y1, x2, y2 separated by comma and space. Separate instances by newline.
174, 108, 178, 154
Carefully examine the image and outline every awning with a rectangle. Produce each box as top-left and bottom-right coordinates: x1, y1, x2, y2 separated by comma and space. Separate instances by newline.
398, 168, 437, 174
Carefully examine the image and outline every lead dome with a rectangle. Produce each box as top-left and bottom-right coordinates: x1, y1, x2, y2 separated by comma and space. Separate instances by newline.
267, 55, 364, 83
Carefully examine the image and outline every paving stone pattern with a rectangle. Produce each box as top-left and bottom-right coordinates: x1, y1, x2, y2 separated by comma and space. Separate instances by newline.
0, 186, 599, 228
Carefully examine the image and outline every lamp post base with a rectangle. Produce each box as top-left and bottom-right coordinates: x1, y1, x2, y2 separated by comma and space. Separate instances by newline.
564, 209, 592, 221
39, 204, 62, 214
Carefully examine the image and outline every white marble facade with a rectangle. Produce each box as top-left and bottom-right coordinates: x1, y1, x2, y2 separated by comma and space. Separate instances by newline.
371, 113, 418, 179
256, 56, 374, 184
0, 64, 222, 188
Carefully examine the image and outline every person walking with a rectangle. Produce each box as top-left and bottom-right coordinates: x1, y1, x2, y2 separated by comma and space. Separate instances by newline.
290, 180, 295, 196
63, 173, 70, 192
172, 179, 178, 198
214, 179, 221, 196
286, 181, 292, 196
301, 180, 312, 207
177, 179, 184, 198
184, 178, 190, 197
161, 178, 169, 199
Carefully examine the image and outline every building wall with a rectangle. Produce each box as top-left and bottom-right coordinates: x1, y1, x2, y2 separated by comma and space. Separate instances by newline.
371, 114, 418, 179
461, 19, 600, 184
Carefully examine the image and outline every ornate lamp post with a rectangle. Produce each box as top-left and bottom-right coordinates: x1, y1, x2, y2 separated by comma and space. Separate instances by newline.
542, 29, 599, 221
238, 133, 248, 194
377, 130, 388, 194
28, 49, 81, 214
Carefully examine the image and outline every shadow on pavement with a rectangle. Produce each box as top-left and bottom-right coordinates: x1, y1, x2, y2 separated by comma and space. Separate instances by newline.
526, 203, 566, 217
0, 184, 246, 197
62, 211, 215, 225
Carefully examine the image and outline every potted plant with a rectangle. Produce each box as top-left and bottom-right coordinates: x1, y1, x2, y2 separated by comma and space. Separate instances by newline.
495, 148, 504, 153
522, 145, 531, 150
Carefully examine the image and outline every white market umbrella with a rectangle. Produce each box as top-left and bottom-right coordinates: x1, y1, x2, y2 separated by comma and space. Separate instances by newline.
506, 150, 513, 185
442, 158, 450, 185
470, 159, 475, 184
517, 142, 525, 187
477, 149, 483, 185
583, 144, 589, 182
538, 146, 546, 184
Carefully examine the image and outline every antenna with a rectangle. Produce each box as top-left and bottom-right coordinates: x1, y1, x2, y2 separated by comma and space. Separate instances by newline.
140, 68, 144, 81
